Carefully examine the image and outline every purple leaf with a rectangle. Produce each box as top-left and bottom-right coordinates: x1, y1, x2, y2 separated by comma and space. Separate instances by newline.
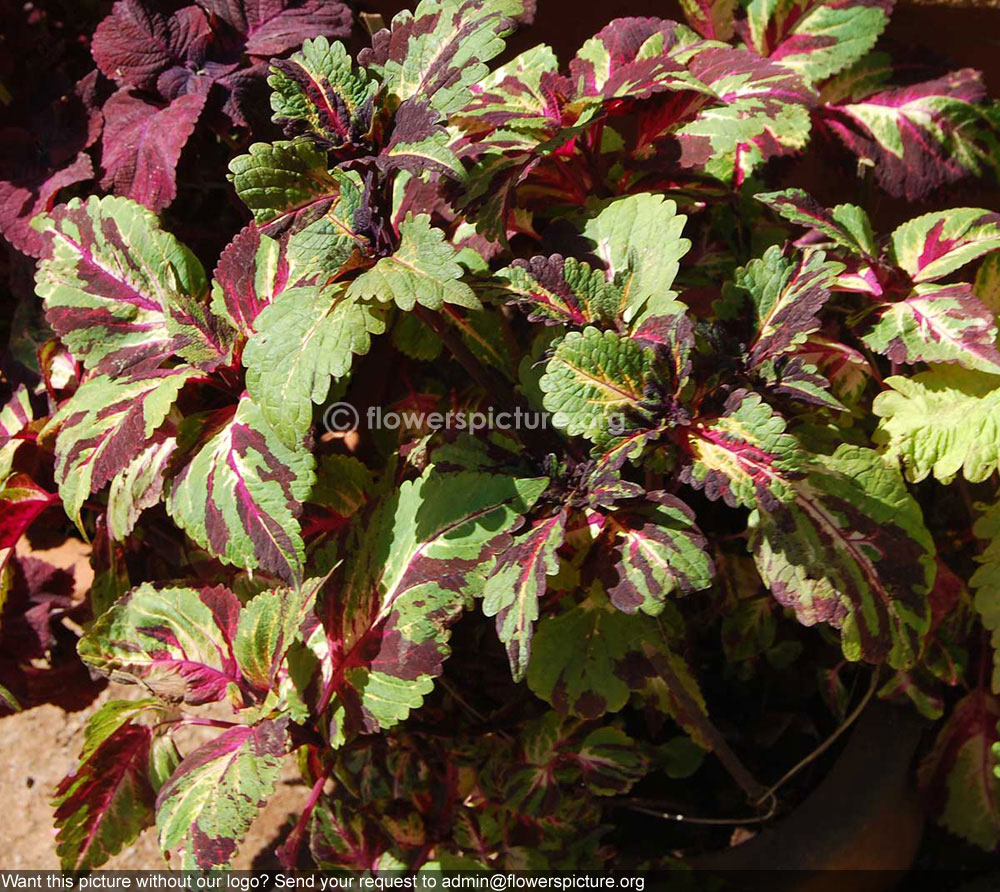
100, 87, 209, 213
198, 0, 353, 57
0, 153, 94, 258
92, 0, 212, 90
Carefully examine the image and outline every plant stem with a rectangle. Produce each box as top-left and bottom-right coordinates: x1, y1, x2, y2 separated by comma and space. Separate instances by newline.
656, 649, 769, 805
752, 667, 879, 806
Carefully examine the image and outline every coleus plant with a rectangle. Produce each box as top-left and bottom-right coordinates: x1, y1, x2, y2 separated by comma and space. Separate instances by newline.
2, 0, 1000, 872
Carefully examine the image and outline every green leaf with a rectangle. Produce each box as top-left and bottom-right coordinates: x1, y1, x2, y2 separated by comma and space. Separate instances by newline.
526, 583, 688, 720
891, 209, 1000, 284
156, 717, 290, 869
540, 327, 659, 448
284, 169, 368, 282
53, 700, 166, 871
244, 285, 387, 448
228, 140, 339, 227
873, 366, 1000, 483
33, 196, 225, 374
234, 579, 322, 693
482, 509, 567, 682
918, 690, 1000, 851
79, 583, 243, 705
167, 396, 316, 582
581, 194, 690, 325
971, 499, 1000, 694
269, 37, 379, 147
975, 253, 1000, 317
346, 214, 480, 311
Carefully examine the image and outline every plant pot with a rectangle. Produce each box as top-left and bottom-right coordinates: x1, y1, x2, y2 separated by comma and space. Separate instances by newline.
690, 700, 928, 890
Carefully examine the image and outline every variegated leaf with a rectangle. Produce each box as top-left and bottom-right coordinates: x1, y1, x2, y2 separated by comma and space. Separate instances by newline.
228, 140, 340, 231
156, 717, 290, 869
79, 583, 243, 706
457, 45, 568, 136
891, 208, 1000, 284
494, 255, 621, 327
269, 36, 379, 147
527, 583, 693, 720
748, 444, 934, 669
167, 396, 316, 582
602, 493, 714, 616
569, 18, 698, 102
211, 225, 292, 340
680, 0, 737, 40
53, 699, 169, 871
107, 437, 178, 541
47, 368, 198, 526
683, 396, 934, 667
756, 188, 877, 258
823, 70, 1000, 201
317, 469, 548, 742
360, 0, 526, 115
33, 196, 227, 374
862, 283, 1000, 374
718, 245, 843, 367
482, 509, 567, 682
742, 0, 894, 83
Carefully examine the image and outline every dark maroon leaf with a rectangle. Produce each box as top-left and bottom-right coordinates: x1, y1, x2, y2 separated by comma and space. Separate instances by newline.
100, 87, 209, 212
198, 0, 353, 57
92, 0, 213, 90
